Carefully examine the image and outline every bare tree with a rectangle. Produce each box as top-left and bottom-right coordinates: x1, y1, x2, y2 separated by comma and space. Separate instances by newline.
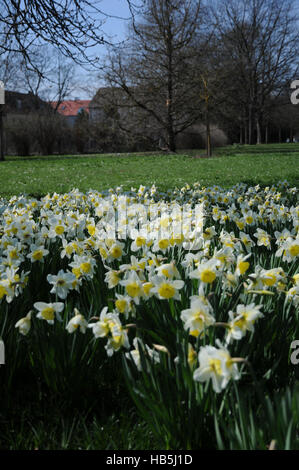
212, 0, 299, 145
102, 0, 207, 152
0, 1, 109, 71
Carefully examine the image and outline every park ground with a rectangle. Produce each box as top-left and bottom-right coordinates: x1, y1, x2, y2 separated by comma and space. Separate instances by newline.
0, 143, 299, 198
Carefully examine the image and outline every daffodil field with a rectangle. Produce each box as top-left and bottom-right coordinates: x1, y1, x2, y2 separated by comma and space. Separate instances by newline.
0, 181, 298, 449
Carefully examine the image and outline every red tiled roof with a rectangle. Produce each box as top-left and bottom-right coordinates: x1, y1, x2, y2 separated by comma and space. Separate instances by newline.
50, 100, 90, 116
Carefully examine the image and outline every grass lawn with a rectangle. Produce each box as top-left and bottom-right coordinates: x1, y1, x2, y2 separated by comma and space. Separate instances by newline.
0, 143, 298, 198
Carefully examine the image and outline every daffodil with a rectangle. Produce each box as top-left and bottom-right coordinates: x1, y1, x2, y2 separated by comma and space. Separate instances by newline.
235, 253, 251, 276
226, 303, 263, 343
34, 301, 64, 324
125, 337, 160, 371
155, 261, 181, 279
104, 268, 121, 288
66, 308, 88, 333
47, 270, 76, 299
69, 254, 96, 279
151, 276, 184, 300
193, 343, 241, 392
276, 237, 299, 262
115, 293, 135, 317
239, 231, 254, 252
119, 271, 144, 304
88, 307, 118, 338
105, 321, 130, 356
189, 258, 220, 284
254, 228, 272, 249
181, 297, 215, 337
15, 311, 32, 335
108, 241, 125, 260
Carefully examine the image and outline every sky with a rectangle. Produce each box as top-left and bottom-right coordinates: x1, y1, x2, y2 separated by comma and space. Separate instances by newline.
68, 0, 132, 99
2, 0, 299, 100
73, 0, 299, 100
98, 0, 132, 41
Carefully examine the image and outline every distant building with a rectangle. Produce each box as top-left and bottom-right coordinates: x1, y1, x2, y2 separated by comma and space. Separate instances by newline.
50, 99, 90, 127
4, 90, 53, 156
5, 90, 49, 115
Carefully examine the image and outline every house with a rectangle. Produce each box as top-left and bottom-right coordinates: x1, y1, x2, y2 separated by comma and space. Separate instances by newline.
51, 99, 90, 127
5, 90, 50, 115
3, 90, 54, 155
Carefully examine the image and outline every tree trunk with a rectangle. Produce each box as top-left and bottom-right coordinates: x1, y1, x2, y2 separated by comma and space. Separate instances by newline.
256, 118, 262, 145
248, 105, 253, 145
244, 119, 248, 144
167, 125, 176, 152
240, 125, 243, 144
278, 127, 281, 144
166, 34, 176, 153
206, 106, 211, 157
265, 124, 269, 144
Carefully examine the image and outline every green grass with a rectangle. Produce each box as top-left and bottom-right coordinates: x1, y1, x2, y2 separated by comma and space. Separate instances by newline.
0, 408, 162, 450
0, 143, 298, 198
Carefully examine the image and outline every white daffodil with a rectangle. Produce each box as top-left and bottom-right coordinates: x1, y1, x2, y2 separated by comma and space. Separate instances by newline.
235, 253, 251, 277
239, 231, 254, 252
276, 237, 299, 262
26, 244, 49, 263
69, 254, 96, 279
86, 309, 130, 357
66, 308, 88, 333
15, 310, 32, 335
151, 275, 184, 300
114, 293, 135, 317
104, 267, 121, 289
155, 261, 181, 280
88, 307, 114, 338
254, 228, 272, 249
119, 271, 144, 304
214, 246, 235, 270
0, 278, 15, 303
47, 217, 67, 239
119, 255, 147, 275
47, 269, 76, 299
125, 337, 160, 371
203, 226, 216, 241
108, 241, 125, 261
130, 232, 148, 252
226, 303, 263, 343
193, 344, 240, 393
181, 297, 215, 338
259, 267, 284, 288
286, 285, 299, 307
34, 301, 64, 324
152, 238, 171, 253
105, 324, 130, 356
189, 258, 220, 284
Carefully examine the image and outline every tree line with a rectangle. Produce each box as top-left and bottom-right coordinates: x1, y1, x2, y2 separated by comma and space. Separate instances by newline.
0, 0, 298, 159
